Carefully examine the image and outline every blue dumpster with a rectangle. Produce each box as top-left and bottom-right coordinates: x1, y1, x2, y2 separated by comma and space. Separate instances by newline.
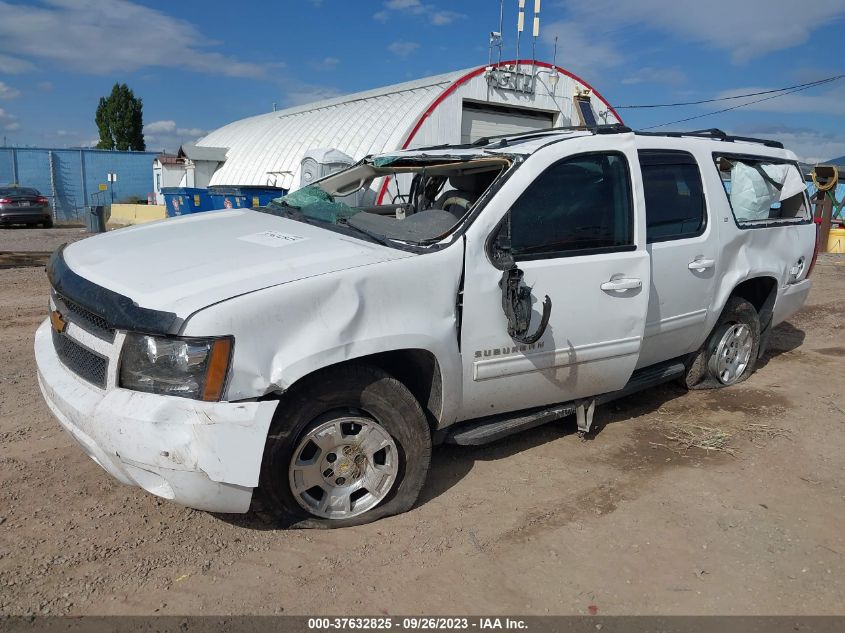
161, 187, 214, 217
208, 186, 286, 210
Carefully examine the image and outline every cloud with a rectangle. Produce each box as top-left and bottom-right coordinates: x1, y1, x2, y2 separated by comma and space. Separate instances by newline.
386, 0, 422, 9
0, 107, 19, 132
388, 41, 420, 58
733, 124, 845, 164
563, 0, 845, 63
37, 81, 52, 92
712, 85, 845, 116
621, 67, 687, 86
311, 56, 340, 71
376, 0, 464, 25
0, 0, 282, 78
541, 21, 623, 76
0, 53, 35, 74
283, 84, 343, 107
143, 119, 208, 152
144, 120, 177, 135
0, 81, 21, 99
428, 10, 462, 25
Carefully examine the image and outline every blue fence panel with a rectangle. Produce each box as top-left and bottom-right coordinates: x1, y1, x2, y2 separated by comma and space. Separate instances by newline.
0, 147, 158, 223
0, 149, 14, 183
83, 150, 156, 207
53, 151, 85, 221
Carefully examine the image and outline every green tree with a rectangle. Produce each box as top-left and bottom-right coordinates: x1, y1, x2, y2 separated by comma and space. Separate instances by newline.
95, 83, 145, 151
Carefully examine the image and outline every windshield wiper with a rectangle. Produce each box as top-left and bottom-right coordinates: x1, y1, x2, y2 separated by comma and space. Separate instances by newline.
337, 219, 395, 247
263, 201, 302, 219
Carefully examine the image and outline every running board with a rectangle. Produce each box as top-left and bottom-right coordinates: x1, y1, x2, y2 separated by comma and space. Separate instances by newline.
596, 360, 686, 406
444, 403, 577, 446
443, 359, 686, 446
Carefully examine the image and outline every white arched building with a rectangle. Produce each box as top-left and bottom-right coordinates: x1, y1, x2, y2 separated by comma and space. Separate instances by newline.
196, 60, 622, 195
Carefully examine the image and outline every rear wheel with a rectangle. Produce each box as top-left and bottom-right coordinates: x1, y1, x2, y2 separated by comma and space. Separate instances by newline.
256, 364, 432, 528
42, 218, 53, 228
682, 296, 760, 389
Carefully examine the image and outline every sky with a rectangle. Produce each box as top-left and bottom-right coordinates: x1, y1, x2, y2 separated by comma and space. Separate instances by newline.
0, 0, 844, 162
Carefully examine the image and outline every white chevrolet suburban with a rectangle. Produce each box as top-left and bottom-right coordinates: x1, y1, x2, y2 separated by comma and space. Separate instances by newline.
35, 126, 816, 527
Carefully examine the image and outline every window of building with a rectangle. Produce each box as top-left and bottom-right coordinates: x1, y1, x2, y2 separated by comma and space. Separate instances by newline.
508, 152, 633, 260
639, 150, 706, 242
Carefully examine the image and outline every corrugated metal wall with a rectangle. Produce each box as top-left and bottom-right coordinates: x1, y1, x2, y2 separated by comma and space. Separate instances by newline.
0, 147, 159, 222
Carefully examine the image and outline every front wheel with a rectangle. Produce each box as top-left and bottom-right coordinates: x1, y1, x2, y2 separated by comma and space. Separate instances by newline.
682, 296, 761, 389
256, 364, 432, 528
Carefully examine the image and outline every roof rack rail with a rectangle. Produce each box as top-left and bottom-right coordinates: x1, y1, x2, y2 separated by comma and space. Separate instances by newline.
636, 128, 783, 149
469, 123, 633, 148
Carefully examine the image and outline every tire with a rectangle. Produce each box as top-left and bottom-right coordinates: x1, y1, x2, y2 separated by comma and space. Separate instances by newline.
255, 364, 432, 528
42, 219, 53, 228
681, 296, 760, 390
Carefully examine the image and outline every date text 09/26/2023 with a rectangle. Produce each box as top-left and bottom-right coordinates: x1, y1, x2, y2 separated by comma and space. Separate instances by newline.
307, 618, 528, 630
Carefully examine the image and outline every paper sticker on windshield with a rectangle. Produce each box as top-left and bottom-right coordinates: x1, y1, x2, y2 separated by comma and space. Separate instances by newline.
238, 231, 307, 247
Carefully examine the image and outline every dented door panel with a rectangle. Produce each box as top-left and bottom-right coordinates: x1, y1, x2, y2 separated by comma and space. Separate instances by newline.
458, 133, 651, 421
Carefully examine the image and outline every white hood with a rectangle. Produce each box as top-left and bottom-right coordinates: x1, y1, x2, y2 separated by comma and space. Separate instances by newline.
62, 209, 412, 317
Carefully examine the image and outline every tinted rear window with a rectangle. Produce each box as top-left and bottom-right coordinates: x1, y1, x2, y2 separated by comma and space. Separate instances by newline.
0, 187, 40, 197
639, 150, 706, 243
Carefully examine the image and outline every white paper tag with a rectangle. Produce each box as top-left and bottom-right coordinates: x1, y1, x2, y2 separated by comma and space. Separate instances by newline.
238, 231, 307, 247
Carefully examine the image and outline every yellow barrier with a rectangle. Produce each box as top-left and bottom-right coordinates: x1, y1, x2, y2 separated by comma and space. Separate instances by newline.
828, 227, 845, 254
108, 204, 167, 226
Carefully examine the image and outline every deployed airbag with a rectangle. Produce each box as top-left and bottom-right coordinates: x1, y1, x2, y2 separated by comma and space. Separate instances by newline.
730, 162, 806, 221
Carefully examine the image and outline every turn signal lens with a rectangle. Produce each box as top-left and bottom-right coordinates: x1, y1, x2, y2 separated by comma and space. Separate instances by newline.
202, 338, 233, 402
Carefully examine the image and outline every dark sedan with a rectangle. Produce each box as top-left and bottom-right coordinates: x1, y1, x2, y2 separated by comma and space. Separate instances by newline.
0, 186, 53, 227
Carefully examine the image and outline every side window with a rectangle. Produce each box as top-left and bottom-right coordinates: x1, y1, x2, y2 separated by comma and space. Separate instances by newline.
715, 154, 810, 227
639, 150, 706, 243
509, 152, 633, 259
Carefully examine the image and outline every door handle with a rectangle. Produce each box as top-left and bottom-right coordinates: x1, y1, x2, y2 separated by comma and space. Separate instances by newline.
688, 257, 715, 271
600, 277, 642, 291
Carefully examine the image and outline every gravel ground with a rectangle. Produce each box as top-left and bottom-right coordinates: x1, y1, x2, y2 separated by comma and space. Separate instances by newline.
0, 227, 89, 253
0, 230, 843, 616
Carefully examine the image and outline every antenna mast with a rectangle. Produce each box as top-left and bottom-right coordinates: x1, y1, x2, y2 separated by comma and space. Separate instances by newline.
516, 0, 524, 74
531, 0, 540, 71
489, 0, 505, 68
498, 0, 504, 67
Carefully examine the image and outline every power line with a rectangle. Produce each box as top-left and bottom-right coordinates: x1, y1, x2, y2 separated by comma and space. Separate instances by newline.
641, 80, 840, 130
614, 74, 844, 109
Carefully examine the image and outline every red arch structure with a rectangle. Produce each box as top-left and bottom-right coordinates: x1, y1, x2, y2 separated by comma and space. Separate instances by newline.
376, 60, 621, 204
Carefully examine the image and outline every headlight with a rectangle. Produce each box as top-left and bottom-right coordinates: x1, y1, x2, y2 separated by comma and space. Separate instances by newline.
119, 333, 233, 401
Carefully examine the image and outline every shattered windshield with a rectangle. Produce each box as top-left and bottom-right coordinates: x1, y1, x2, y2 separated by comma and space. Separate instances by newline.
261, 155, 510, 246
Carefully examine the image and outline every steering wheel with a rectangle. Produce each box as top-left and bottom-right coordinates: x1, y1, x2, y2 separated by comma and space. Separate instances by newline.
435, 189, 474, 218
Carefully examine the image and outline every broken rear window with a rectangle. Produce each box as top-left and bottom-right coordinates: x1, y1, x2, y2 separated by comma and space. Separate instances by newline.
714, 155, 810, 228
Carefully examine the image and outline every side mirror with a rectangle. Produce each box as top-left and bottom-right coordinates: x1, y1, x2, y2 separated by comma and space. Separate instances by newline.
490, 211, 515, 269
494, 212, 552, 345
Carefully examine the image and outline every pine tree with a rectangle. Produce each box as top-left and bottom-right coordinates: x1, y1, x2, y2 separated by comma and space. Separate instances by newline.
95, 83, 145, 151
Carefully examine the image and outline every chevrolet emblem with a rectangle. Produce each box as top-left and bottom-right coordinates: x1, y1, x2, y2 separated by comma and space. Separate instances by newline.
50, 310, 67, 334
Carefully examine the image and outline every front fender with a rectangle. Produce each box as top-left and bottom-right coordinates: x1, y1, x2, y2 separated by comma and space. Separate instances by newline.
183, 245, 465, 424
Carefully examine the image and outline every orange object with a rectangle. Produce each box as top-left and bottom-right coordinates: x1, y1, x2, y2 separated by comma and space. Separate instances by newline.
202, 338, 232, 401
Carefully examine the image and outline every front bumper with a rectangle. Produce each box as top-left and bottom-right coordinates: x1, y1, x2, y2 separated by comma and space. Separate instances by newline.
34, 320, 278, 513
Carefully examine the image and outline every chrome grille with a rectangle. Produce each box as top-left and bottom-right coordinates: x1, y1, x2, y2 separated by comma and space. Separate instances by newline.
51, 328, 108, 388
54, 292, 115, 342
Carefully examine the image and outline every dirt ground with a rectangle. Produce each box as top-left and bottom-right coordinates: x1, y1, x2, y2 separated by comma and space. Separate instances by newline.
0, 227, 843, 616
